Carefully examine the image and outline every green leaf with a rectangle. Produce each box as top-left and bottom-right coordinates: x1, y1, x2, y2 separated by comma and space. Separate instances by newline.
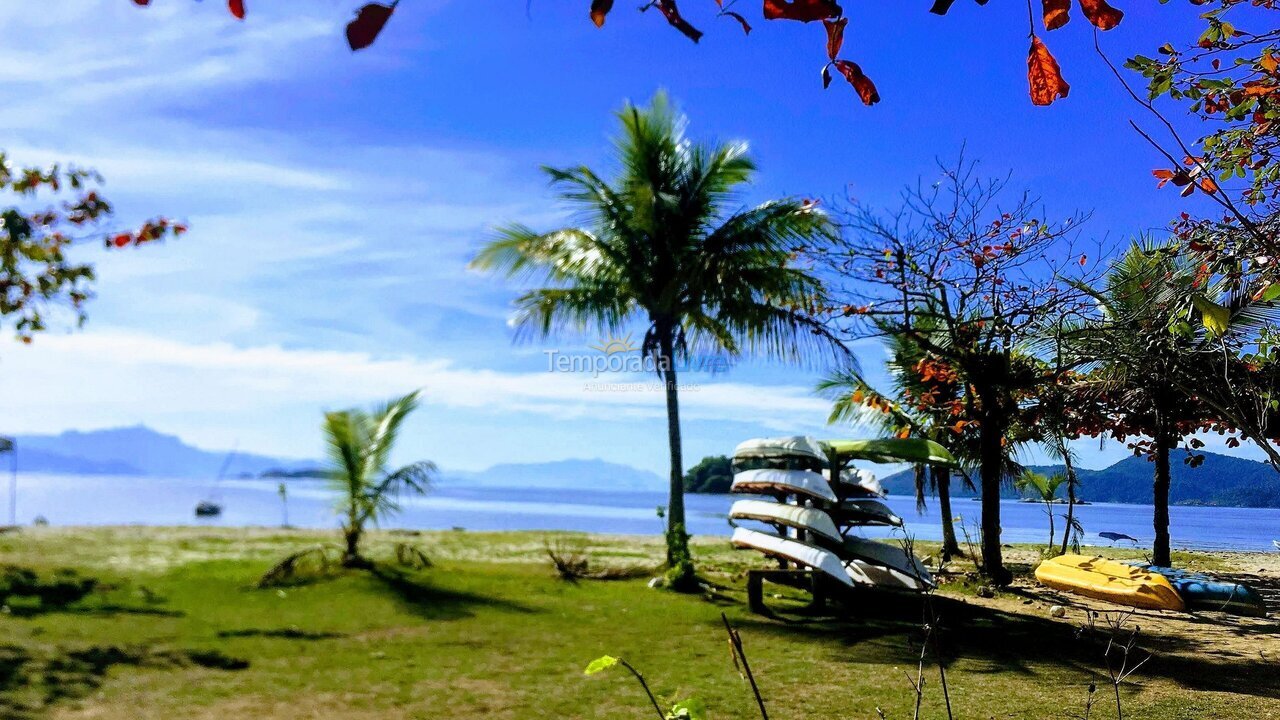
1261, 282, 1280, 303
1192, 295, 1230, 336
584, 655, 620, 675
667, 698, 709, 720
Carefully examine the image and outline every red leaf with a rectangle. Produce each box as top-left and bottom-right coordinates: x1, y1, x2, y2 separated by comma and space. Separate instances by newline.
1078, 0, 1122, 31
590, 0, 614, 28
822, 64, 832, 89
720, 10, 752, 35
228, 0, 245, 20
111, 233, 132, 248
1027, 36, 1070, 106
823, 18, 846, 61
655, 0, 702, 42
347, 3, 395, 51
763, 0, 842, 23
1042, 0, 1069, 30
131, 0, 151, 5
833, 60, 879, 105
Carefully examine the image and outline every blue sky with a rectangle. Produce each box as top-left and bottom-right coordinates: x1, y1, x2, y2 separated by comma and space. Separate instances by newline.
0, 1, 1269, 474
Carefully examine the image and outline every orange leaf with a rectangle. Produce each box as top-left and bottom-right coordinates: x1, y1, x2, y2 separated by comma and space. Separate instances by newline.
228, 0, 245, 20
833, 59, 879, 105
346, 3, 395, 51
1042, 0, 1070, 30
824, 18, 846, 61
763, 0, 842, 22
590, 0, 613, 28
1028, 36, 1070, 106
1078, 0, 1122, 31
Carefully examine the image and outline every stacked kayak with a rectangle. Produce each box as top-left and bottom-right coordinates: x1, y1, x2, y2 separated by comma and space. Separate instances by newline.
728, 435, 946, 595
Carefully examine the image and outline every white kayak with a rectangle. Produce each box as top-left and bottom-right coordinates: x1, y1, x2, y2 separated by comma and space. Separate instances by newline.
831, 467, 886, 498
842, 535, 935, 589
731, 528, 925, 592
734, 435, 828, 462
732, 468, 839, 504
729, 499, 842, 544
731, 527, 855, 588
832, 498, 903, 527
847, 559, 932, 592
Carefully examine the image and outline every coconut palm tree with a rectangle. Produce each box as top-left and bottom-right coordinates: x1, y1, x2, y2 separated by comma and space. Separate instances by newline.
1017, 470, 1066, 553
1071, 242, 1211, 567
471, 92, 841, 588
324, 390, 436, 568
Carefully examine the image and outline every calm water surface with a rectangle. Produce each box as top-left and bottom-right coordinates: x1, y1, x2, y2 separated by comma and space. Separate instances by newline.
11, 473, 1280, 552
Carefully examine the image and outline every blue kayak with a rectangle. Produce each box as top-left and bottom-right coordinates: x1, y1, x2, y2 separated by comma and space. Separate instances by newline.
1130, 564, 1268, 618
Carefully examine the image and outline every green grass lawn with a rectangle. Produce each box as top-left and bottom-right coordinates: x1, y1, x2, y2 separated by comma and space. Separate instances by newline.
0, 526, 1275, 719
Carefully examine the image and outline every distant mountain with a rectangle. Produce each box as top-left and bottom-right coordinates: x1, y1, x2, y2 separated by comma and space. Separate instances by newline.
444, 458, 664, 492
12, 426, 312, 478
879, 451, 1280, 508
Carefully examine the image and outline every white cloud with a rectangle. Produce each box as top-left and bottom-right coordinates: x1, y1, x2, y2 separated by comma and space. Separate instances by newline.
0, 329, 831, 451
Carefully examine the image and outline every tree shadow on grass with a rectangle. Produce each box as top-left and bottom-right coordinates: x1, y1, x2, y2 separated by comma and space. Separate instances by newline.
0, 643, 247, 720
732, 590, 1280, 702
369, 566, 535, 621
217, 628, 345, 640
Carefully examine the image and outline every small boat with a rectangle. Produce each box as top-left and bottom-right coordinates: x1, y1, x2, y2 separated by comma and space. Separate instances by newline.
1099, 531, 1139, 544
195, 444, 236, 518
731, 468, 838, 504
842, 535, 935, 589
830, 498, 903, 527
1130, 564, 1267, 618
1035, 555, 1185, 611
729, 499, 842, 544
194, 501, 222, 517
731, 527, 854, 588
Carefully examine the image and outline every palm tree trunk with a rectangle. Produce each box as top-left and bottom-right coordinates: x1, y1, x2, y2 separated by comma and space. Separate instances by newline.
1152, 431, 1173, 568
1045, 501, 1055, 551
978, 416, 1011, 585
1059, 437, 1078, 556
657, 325, 693, 587
342, 526, 363, 567
933, 466, 961, 560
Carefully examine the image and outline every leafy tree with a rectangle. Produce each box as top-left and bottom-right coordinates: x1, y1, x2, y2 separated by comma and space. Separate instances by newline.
323, 390, 436, 568
472, 92, 841, 589
1, 153, 182, 344
1016, 470, 1066, 554
1067, 242, 1232, 567
683, 455, 732, 494
810, 158, 1100, 584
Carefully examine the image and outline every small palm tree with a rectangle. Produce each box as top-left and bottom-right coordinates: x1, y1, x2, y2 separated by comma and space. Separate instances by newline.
1017, 470, 1066, 554
324, 390, 436, 568
472, 92, 841, 588
817, 319, 969, 560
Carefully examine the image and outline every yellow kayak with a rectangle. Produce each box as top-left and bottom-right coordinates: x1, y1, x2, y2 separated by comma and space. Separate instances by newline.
1034, 555, 1185, 611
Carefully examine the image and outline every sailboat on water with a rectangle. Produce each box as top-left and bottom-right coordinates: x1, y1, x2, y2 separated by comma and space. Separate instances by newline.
194, 444, 238, 518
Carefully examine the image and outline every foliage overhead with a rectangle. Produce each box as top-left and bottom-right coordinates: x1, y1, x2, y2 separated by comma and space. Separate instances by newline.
0, 153, 184, 344
127, 0, 1136, 107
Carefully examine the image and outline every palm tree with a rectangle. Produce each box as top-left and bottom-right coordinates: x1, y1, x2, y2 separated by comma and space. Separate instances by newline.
817, 321, 969, 560
1017, 470, 1066, 553
1071, 242, 1209, 567
471, 92, 841, 588
324, 390, 436, 568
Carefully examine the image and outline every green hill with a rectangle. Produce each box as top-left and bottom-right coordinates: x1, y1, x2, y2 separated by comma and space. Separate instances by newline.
879, 451, 1280, 508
